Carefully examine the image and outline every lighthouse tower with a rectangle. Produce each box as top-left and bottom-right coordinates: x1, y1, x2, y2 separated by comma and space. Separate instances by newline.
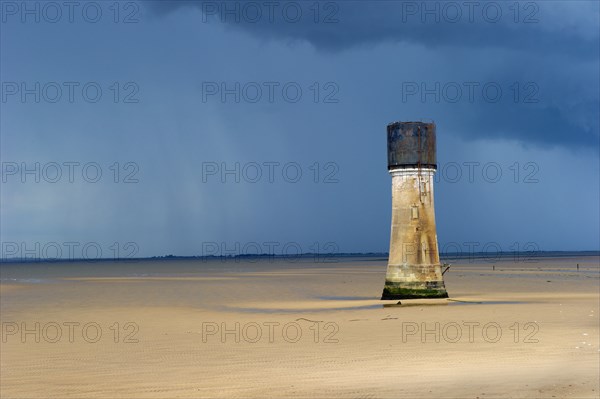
381, 121, 449, 300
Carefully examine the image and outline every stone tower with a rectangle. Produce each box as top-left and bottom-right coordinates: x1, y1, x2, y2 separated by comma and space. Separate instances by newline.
381, 121, 448, 300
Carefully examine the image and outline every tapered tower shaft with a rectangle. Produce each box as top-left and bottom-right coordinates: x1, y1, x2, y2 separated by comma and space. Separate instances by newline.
381, 121, 448, 300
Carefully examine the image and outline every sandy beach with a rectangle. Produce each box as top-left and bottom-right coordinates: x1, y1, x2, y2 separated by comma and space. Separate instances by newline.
1, 255, 598, 398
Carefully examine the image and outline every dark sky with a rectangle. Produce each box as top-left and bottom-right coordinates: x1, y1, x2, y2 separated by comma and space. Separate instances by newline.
1, 1, 598, 259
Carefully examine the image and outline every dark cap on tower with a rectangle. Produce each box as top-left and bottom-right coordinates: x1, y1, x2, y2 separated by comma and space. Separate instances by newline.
387, 121, 437, 170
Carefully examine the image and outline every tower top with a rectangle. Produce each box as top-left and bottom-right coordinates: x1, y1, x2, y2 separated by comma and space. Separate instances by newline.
387, 121, 437, 170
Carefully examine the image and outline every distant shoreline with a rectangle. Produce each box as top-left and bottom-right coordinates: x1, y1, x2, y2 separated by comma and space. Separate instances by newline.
1, 251, 598, 264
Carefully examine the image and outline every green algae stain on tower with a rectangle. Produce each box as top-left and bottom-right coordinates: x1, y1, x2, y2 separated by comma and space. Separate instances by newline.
381, 121, 449, 300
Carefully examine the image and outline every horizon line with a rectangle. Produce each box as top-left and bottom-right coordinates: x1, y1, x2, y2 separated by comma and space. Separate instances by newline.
1, 250, 599, 264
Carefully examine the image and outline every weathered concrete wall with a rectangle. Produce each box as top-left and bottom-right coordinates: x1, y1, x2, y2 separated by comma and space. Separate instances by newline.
382, 167, 448, 299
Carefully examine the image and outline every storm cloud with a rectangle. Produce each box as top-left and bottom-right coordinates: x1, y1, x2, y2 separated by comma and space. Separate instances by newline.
2, 0, 598, 256
147, 0, 599, 149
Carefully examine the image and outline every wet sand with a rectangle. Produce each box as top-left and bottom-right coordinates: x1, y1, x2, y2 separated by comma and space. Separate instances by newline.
1, 256, 598, 398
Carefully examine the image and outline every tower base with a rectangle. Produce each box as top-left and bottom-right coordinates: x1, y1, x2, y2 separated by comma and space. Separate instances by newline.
381, 281, 448, 300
